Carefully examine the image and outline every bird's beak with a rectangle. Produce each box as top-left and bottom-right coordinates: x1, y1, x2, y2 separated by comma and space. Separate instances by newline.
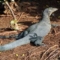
51, 8, 58, 16
53, 8, 58, 12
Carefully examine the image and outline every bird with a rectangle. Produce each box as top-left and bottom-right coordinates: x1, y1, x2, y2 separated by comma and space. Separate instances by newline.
0, 7, 58, 51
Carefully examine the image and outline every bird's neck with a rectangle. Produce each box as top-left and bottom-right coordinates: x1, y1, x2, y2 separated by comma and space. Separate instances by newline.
42, 13, 51, 23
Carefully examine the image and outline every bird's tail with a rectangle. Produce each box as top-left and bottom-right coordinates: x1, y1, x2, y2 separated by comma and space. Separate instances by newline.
0, 34, 30, 51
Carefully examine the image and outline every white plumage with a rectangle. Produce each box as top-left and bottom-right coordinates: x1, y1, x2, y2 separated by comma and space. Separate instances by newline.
0, 7, 58, 51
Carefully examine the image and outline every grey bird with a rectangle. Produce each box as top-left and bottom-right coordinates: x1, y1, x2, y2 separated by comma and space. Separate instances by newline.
0, 7, 58, 51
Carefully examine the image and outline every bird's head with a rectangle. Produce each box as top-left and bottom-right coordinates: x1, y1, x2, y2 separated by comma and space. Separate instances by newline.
43, 7, 58, 16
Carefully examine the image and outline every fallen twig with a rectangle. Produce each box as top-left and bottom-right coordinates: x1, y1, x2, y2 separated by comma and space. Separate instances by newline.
40, 45, 59, 60
45, 48, 59, 60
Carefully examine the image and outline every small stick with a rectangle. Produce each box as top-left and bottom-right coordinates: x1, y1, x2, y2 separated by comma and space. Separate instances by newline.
40, 45, 58, 60
45, 48, 59, 60
4, 1, 16, 20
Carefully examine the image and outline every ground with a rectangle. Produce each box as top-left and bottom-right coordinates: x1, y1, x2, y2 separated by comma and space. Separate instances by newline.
0, 0, 60, 60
